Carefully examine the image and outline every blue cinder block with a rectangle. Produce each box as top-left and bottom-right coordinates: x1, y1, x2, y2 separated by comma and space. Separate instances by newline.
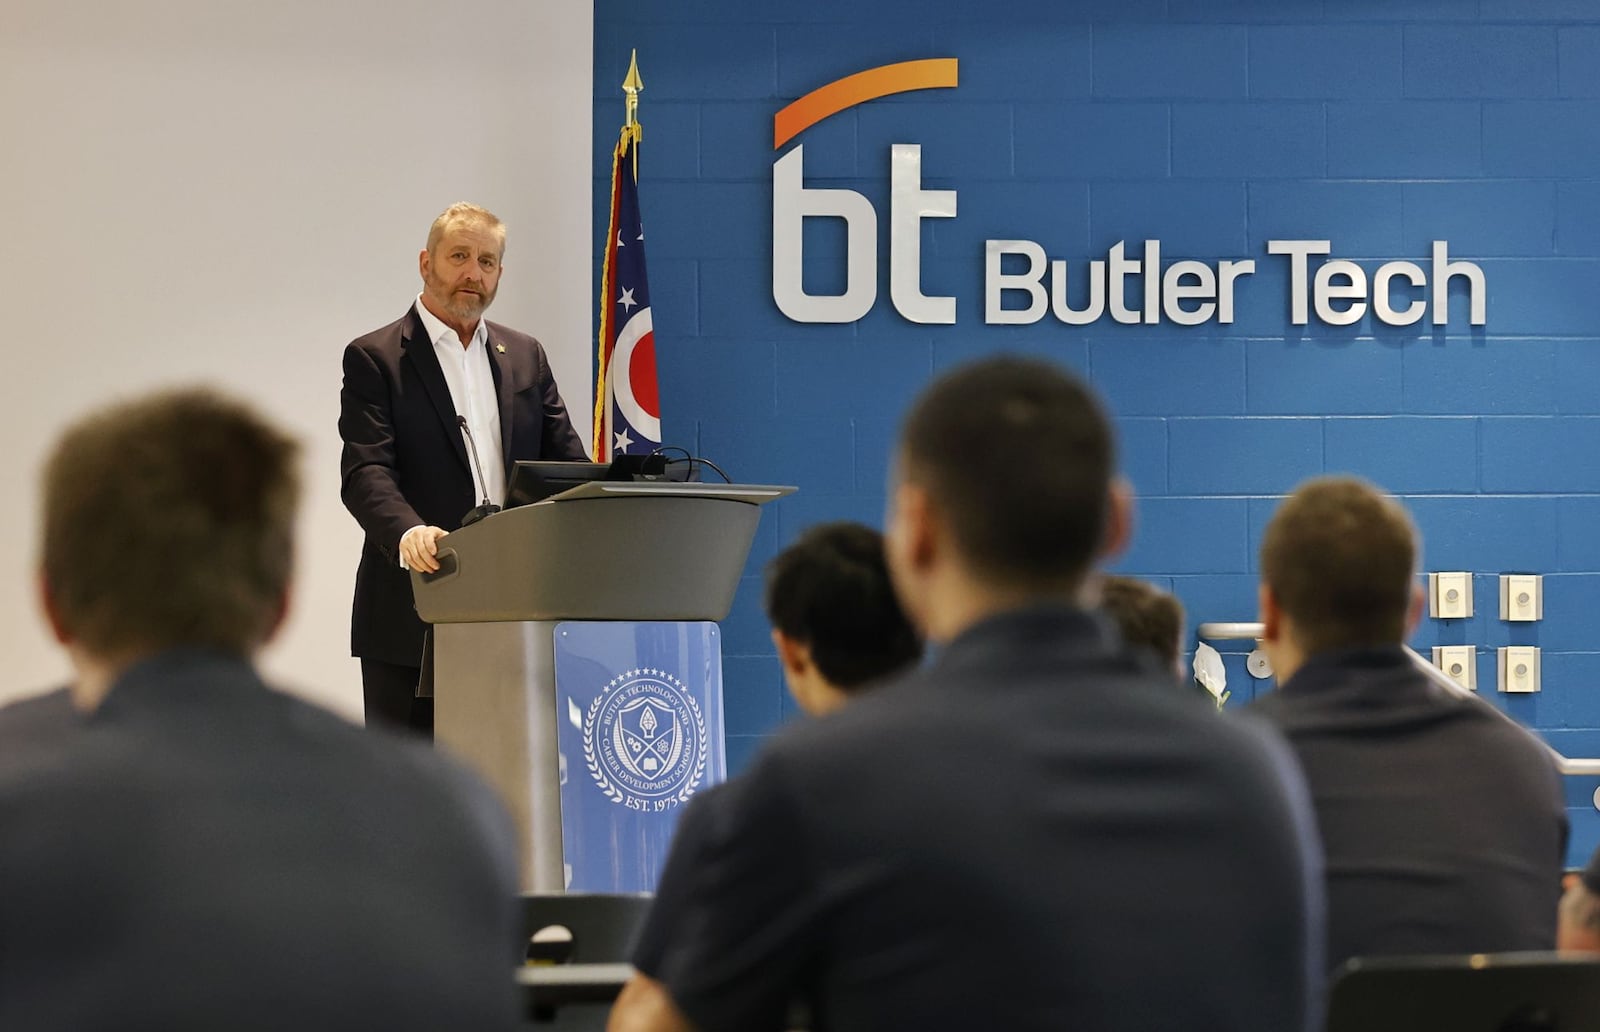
1322, 0, 1479, 19
1246, 339, 1404, 416
1168, 418, 1323, 495
1402, 339, 1558, 415
853, 419, 898, 496
646, 182, 767, 259
1247, 181, 1404, 255
1327, 102, 1482, 178
1401, 182, 1557, 258
933, 23, 1091, 100
1480, 0, 1600, 20
1015, 103, 1170, 181
1249, 26, 1402, 99
1169, 0, 1323, 19
1172, 103, 1325, 179
1325, 418, 1477, 493
1545, 345, 1600, 424
720, 576, 774, 656
1091, 338, 1246, 417
1092, 25, 1248, 99
1170, 574, 1263, 635
1449, 260, 1600, 337
1485, 101, 1600, 177
595, 102, 699, 181
722, 656, 784, 736
600, 23, 776, 101
1558, 497, 1600, 570
1246, 497, 1285, 574
933, 336, 1091, 378
700, 415, 854, 493
857, 101, 1012, 180
1557, 183, 1600, 256
933, 179, 1090, 259
724, 735, 768, 779
1403, 26, 1558, 99
1406, 496, 1560, 570
775, 23, 936, 98
1536, 576, 1600, 652
1113, 497, 1251, 575
1560, 27, 1600, 98
699, 259, 814, 339
1482, 418, 1600, 493
712, 104, 856, 180
775, 338, 933, 422
1116, 417, 1168, 497
659, 337, 775, 426
1090, 182, 1248, 255
775, 493, 888, 546
1546, 653, 1600, 727
648, 258, 701, 341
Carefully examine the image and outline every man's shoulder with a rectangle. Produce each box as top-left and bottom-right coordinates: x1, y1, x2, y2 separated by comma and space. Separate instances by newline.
346, 310, 415, 355
483, 321, 548, 356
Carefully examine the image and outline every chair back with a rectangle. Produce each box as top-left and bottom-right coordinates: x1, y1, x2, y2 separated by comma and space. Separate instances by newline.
521, 893, 652, 965
1327, 953, 1600, 1032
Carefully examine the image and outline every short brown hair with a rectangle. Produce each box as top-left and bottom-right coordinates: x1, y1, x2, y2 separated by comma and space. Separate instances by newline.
898, 357, 1115, 591
1100, 576, 1184, 668
1260, 477, 1417, 654
41, 388, 300, 659
426, 202, 506, 256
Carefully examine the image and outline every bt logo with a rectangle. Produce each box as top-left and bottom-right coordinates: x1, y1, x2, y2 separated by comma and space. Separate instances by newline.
771, 59, 959, 325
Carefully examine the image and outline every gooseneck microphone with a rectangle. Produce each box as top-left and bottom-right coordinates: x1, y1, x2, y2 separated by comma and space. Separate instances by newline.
457, 415, 501, 527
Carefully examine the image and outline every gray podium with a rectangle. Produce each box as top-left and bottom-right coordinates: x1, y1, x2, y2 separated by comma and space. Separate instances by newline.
411, 481, 793, 891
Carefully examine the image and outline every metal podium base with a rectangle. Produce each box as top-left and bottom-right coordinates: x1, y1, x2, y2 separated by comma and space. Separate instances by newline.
434, 620, 564, 892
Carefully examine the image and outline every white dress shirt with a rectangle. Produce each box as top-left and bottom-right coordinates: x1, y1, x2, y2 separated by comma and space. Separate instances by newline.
399, 297, 506, 570
413, 295, 506, 506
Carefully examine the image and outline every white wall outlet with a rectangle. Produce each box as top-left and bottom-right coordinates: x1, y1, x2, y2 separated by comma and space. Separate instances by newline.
1432, 645, 1476, 690
1428, 572, 1473, 619
1497, 646, 1541, 693
1499, 574, 1543, 622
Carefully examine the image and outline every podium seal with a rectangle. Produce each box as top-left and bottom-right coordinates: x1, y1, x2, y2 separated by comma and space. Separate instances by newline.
584, 668, 708, 811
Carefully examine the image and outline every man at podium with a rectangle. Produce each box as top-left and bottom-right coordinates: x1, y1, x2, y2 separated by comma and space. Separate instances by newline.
339, 202, 588, 735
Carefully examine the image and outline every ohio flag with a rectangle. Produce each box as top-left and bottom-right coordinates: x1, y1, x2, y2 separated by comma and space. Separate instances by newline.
594, 124, 660, 461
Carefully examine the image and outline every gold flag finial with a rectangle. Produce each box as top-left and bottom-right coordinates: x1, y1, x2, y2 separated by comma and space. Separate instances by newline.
622, 49, 643, 137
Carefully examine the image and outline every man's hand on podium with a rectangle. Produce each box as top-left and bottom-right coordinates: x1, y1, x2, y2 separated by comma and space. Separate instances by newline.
399, 525, 449, 573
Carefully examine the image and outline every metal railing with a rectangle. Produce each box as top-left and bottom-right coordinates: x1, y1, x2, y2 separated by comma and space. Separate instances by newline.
1196, 622, 1600, 778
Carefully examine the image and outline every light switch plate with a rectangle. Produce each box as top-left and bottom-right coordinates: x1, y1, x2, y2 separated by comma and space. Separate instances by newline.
1432, 645, 1476, 690
1497, 646, 1541, 693
1499, 574, 1543, 622
1429, 572, 1473, 619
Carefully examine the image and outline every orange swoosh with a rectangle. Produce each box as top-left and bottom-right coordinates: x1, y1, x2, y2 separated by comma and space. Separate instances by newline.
774, 58, 959, 150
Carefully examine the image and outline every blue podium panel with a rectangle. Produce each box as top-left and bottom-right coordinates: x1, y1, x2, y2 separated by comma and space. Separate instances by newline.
554, 621, 726, 892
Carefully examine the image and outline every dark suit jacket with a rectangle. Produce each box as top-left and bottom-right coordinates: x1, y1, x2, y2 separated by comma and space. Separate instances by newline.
1249, 646, 1568, 970
652, 606, 1325, 1032
0, 649, 522, 1031
340, 306, 588, 664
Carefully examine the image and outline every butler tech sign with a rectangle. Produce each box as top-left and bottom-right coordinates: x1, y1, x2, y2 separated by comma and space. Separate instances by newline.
772, 59, 1488, 329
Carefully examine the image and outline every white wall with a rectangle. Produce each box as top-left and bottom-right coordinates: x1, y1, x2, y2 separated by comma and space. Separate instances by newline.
0, 1, 595, 718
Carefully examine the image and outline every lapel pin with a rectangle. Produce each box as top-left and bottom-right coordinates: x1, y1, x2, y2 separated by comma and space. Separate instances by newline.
495, 343, 505, 354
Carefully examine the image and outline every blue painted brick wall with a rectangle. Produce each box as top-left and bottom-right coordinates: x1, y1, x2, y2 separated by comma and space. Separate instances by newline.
595, 0, 1600, 864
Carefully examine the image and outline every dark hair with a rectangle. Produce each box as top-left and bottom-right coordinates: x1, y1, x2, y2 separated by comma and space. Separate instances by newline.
41, 387, 300, 659
899, 356, 1115, 590
763, 522, 922, 691
1260, 476, 1417, 654
1100, 576, 1185, 668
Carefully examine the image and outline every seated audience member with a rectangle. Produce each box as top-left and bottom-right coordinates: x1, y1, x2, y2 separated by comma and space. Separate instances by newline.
1249, 476, 1567, 971
0, 389, 522, 1031
1099, 575, 1185, 677
608, 357, 1324, 1032
626, 521, 923, 981
1559, 849, 1600, 954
